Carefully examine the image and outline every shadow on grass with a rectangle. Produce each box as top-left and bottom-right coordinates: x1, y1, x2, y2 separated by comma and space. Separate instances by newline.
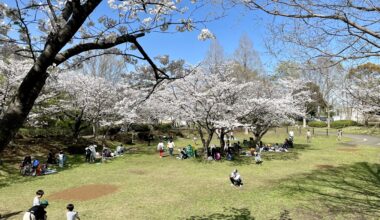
191, 143, 313, 166
280, 162, 380, 219
0, 210, 23, 219
186, 207, 255, 220
186, 208, 293, 220
0, 154, 85, 189
261, 144, 312, 162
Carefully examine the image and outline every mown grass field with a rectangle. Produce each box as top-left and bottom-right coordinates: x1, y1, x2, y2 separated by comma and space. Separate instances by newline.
0, 129, 379, 219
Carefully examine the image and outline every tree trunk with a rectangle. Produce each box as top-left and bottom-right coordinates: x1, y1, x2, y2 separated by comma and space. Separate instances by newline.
72, 109, 85, 139
219, 128, 225, 152
303, 116, 307, 128
197, 124, 214, 158
327, 107, 331, 128
0, 0, 102, 151
0, 66, 49, 151
92, 121, 98, 139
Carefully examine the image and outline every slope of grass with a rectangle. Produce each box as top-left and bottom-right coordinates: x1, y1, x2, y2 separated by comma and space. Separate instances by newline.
0, 130, 379, 219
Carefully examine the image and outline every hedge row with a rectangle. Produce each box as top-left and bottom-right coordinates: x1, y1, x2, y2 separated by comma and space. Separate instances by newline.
330, 120, 358, 129
308, 121, 327, 127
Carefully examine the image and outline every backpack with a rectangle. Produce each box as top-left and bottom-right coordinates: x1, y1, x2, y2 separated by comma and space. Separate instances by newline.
32, 159, 40, 168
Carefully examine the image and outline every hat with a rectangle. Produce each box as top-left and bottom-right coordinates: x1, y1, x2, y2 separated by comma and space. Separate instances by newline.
40, 200, 49, 206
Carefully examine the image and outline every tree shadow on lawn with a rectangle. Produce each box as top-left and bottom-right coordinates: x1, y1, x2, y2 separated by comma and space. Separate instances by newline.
186, 207, 255, 220
0, 154, 85, 189
192, 144, 312, 166
0, 211, 23, 219
186, 208, 293, 220
280, 162, 380, 219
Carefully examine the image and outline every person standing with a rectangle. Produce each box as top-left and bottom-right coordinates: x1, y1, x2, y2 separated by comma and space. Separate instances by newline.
66, 204, 80, 220
337, 129, 343, 141
157, 140, 164, 158
33, 190, 45, 206
306, 130, 311, 143
58, 151, 65, 168
167, 140, 175, 156
289, 130, 294, 141
23, 200, 48, 220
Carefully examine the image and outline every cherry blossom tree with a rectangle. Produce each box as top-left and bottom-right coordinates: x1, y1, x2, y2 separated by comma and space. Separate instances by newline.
154, 66, 244, 156
0, 0, 218, 150
55, 70, 119, 138
0, 56, 32, 115
347, 63, 380, 124
237, 78, 308, 144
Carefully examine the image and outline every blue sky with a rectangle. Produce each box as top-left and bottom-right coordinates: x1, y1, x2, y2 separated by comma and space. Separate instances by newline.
136, 5, 274, 69
3, 0, 274, 70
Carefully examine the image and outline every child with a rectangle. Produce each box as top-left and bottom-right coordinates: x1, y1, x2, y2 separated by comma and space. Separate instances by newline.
157, 141, 164, 158
33, 189, 44, 206
58, 151, 65, 168
23, 200, 48, 220
66, 203, 80, 220
229, 169, 243, 187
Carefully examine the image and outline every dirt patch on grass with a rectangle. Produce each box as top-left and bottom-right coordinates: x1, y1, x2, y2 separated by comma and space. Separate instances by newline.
128, 169, 147, 175
49, 184, 118, 201
337, 148, 359, 152
316, 164, 335, 169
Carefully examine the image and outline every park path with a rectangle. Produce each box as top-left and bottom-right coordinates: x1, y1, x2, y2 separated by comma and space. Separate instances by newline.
343, 134, 380, 147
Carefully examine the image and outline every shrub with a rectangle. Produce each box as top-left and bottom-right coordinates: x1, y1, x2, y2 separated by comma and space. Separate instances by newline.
114, 133, 133, 144
153, 124, 172, 133
130, 124, 151, 132
308, 121, 327, 127
331, 120, 358, 129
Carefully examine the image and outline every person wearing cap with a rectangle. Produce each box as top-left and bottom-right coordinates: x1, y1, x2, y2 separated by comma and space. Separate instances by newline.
23, 200, 48, 220
229, 169, 243, 187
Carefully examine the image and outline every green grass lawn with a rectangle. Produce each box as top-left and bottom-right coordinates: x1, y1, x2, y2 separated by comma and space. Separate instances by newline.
0, 130, 379, 219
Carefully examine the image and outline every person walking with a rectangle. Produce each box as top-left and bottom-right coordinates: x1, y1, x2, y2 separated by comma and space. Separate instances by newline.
66, 204, 80, 220
337, 129, 343, 141
306, 130, 311, 143
167, 140, 175, 156
23, 200, 49, 220
157, 140, 164, 158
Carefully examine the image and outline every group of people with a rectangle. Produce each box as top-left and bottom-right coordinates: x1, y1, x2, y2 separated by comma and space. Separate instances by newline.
85, 144, 126, 163
20, 151, 63, 176
23, 190, 80, 220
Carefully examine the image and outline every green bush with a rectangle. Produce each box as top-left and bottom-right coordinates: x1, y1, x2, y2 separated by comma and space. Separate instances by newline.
308, 121, 327, 127
331, 120, 358, 129
153, 124, 172, 133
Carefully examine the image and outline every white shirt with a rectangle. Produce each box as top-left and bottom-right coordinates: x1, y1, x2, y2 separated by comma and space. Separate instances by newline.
157, 142, 164, 150
167, 142, 175, 149
67, 211, 79, 220
33, 196, 40, 206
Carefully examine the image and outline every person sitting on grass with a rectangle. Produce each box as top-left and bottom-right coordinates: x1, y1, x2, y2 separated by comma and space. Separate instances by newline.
177, 148, 189, 160
66, 203, 80, 220
23, 200, 48, 220
254, 152, 263, 164
230, 169, 243, 187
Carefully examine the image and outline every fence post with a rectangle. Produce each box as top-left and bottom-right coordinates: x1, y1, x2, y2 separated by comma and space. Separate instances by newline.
326, 129, 329, 136
312, 128, 314, 135
286, 126, 289, 134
